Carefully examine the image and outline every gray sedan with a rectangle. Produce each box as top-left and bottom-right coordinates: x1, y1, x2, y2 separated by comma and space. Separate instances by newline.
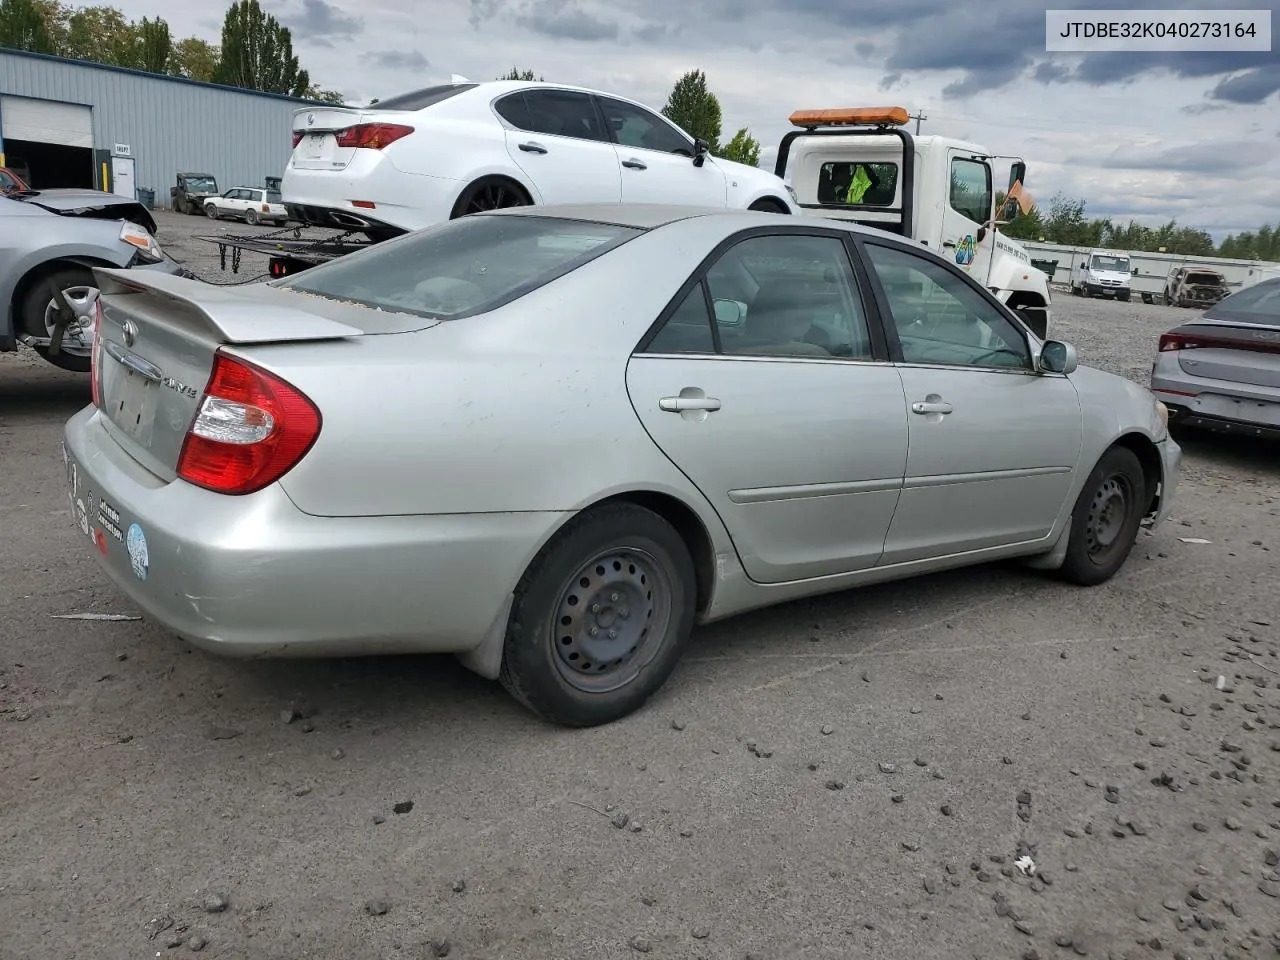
1151, 277, 1280, 439
62, 204, 1180, 727
1, 189, 189, 372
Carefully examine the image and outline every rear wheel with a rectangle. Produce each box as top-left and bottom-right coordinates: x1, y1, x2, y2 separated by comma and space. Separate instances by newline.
204, 202, 218, 218
450, 177, 530, 218
20, 266, 97, 373
245, 208, 259, 225
1056, 446, 1147, 586
499, 503, 696, 727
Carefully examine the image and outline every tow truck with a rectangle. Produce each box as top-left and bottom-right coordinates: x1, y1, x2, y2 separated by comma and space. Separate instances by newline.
776, 106, 1051, 338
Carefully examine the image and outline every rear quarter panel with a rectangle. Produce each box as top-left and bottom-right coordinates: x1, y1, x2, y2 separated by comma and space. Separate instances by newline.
251, 220, 737, 533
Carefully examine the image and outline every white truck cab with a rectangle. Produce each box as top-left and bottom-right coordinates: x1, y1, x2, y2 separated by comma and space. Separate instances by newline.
776, 106, 1051, 338
1071, 250, 1135, 301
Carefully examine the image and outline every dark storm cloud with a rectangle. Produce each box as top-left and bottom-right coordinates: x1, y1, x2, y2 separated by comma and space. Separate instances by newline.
281, 0, 363, 41
361, 50, 430, 70
1208, 64, 1280, 104
506, 0, 620, 41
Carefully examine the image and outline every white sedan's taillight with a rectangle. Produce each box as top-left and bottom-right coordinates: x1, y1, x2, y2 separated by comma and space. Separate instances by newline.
176, 351, 321, 495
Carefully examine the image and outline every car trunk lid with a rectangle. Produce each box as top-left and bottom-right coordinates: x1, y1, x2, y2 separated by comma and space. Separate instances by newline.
89, 268, 394, 481
1164, 321, 1280, 388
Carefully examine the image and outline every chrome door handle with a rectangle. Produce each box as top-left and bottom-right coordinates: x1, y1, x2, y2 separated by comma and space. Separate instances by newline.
911, 400, 953, 415
622, 158, 647, 170
660, 396, 720, 412
518, 142, 547, 154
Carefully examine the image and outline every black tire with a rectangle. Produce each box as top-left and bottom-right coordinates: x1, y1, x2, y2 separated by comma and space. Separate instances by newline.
748, 197, 789, 214
1056, 446, 1147, 586
245, 208, 259, 225
450, 177, 531, 218
20, 266, 97, 373
499, 503, 697, 727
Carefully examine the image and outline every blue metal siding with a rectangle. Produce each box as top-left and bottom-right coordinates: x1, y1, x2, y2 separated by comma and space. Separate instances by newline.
0, 50, 314, 207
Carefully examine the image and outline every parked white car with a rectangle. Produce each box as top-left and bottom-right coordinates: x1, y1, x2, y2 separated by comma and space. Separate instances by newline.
282, 80, 799, 239
204, 186, 289, 226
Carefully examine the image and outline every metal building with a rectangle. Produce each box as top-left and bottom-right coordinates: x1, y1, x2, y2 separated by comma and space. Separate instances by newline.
0, 47, 331, 209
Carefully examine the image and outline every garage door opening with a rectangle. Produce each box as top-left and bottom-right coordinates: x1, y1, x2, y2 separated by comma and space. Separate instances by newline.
3, 139, 94, 189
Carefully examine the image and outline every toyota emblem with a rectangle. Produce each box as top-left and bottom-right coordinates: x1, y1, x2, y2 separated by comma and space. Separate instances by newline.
122, 319, 138, 347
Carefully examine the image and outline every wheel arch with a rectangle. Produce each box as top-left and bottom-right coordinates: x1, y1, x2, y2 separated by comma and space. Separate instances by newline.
454, 487, 721, 682
748, 195, 792, 214
448, 172, 538, 219
1111, 430, 1164, 517
10, 256, 116, 336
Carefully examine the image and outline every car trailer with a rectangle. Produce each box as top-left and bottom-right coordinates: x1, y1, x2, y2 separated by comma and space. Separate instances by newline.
196, 224, 378, 278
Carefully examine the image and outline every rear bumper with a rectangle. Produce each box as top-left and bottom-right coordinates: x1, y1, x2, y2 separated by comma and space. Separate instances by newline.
62, 405, 567, 658
281, 157, 461, 233
1151, 353, 1280, 437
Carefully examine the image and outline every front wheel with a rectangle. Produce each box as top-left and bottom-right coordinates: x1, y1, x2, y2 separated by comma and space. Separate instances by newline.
1056, 446, 1147, 586
499, 503, 697, 727
20, 266, 97, 373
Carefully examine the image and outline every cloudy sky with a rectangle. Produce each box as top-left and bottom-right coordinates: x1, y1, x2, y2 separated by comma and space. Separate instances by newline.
115, 0, 1279, 240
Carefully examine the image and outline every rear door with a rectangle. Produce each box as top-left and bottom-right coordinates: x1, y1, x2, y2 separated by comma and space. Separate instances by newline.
626, 229, 908, 583
494, 89, 622, 205
593, 95, 728, 207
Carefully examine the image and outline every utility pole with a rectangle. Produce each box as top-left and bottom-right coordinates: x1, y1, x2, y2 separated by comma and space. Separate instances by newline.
908, 110, 926, 134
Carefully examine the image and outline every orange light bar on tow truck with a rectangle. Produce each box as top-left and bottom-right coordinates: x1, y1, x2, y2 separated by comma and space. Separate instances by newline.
788, 106, 911, 128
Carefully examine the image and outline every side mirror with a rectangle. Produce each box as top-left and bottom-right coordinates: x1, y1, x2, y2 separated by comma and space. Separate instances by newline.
1037, 340, 1077, 375
976, 227, 987, 243
1132, 267, 1139, 275
712, 298, 743, 325
1008, 161, 1026, 192
693, 138, 709, 167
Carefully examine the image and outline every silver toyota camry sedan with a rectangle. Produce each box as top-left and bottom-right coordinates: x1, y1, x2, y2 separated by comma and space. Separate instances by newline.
62, 204, 1181, 727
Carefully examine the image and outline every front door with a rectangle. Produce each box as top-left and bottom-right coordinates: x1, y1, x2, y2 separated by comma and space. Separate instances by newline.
110, 155, 135, 199
494, 88, 622, 205
626, 231, 908, 583
858, 239, 1082, 565
940, 151, 996, 289
593, 95, 728, 208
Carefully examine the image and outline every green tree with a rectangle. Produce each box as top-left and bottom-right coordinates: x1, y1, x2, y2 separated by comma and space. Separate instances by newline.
63, 5, 138, 65
498, 66, 542, 80
304, 85, 345, 104
661, 69, 722, 155
0, 0, 58, 52
133, 16, 171, 72
168, 35, 218, 81
213, 0, 309, 97
719, 127, 760, 166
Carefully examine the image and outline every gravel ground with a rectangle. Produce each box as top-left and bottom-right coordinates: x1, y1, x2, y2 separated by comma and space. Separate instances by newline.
2, 214, 1279, 960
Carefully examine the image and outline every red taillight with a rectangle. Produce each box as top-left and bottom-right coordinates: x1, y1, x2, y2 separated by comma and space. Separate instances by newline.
333, 123, 413, 149
292, 132, 303, 148
90, 299, 103, 407
176, 351, 321, 496
1160, 331, 1280, 355
1158, 333, 1184, 352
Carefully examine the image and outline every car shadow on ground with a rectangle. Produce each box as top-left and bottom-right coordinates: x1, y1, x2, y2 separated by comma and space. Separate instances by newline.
1170, 424, 1280, 473
0, 362, 89, 418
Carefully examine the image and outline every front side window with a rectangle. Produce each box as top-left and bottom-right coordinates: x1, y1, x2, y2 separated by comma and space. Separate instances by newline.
595, 97, 693, 156
277, 214, 640, 323
949, 158, 991, 224
817, 162, 898, 206
865, 242, 1031, 370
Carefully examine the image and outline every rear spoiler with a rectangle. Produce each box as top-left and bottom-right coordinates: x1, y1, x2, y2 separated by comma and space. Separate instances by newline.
93, 268, 363, 345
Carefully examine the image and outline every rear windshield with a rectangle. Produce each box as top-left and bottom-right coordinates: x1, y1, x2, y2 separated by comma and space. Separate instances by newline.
816, 161, 898, 206
370, 84, 477, 111
275, 214, 642, 321
1213, 280, 1280, 320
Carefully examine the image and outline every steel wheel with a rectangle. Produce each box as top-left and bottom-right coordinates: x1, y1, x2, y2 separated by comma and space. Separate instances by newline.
1055, 445, 1147, 586
1084, 473, 1132, 564
245, 208, 259, 224
205, 203, 218, 218
550, 548, 673, 694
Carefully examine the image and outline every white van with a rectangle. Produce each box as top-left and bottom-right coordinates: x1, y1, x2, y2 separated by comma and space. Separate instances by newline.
1072, 250, 1135, 301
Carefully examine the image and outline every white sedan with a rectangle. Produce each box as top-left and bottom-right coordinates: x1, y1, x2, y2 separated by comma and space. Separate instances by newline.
281, 80, 798, 239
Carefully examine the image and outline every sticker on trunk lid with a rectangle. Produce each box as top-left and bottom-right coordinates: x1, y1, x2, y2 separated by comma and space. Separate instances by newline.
126, 523, 149, 581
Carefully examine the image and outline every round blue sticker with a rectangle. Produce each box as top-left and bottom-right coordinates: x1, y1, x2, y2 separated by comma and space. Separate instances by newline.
126, 523, 149, 581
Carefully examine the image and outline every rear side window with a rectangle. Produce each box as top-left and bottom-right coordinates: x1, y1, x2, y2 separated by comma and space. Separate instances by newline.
276, 214, 642, 322
502, 90, 607, 141
817, 162, 898, 206
371, 83, 477, 111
